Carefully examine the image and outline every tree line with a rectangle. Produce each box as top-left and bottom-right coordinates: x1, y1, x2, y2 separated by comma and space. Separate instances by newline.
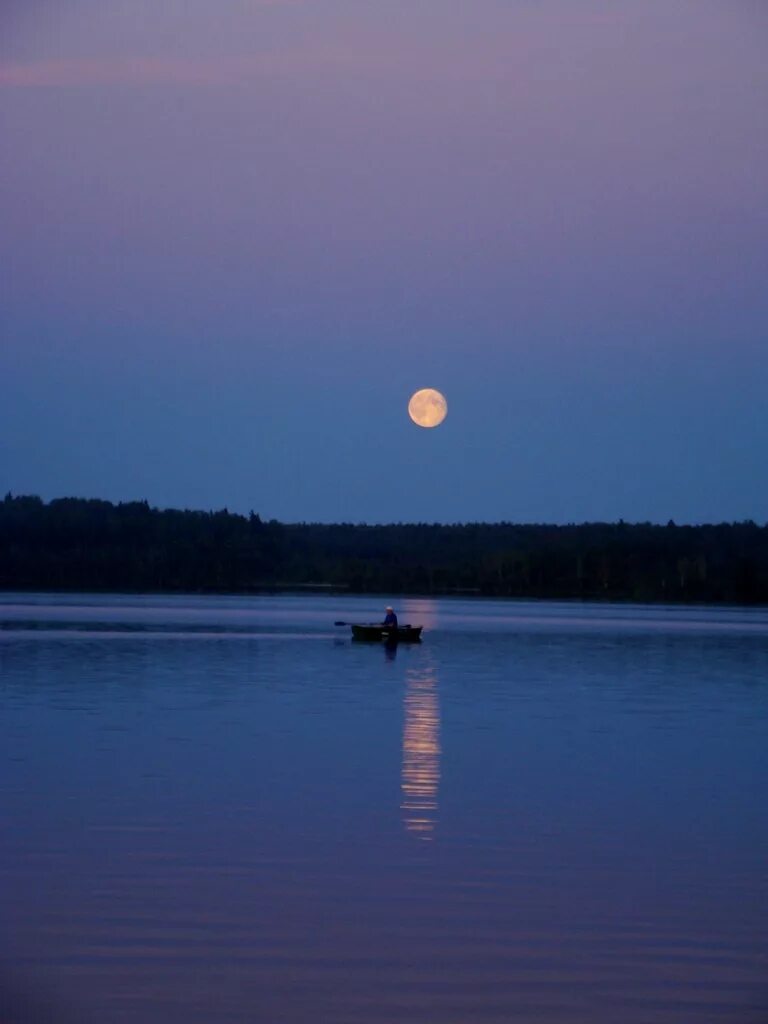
1, 493, 767, 604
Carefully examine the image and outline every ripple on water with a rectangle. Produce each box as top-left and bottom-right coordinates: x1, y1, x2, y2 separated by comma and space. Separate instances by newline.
1, 594, 767, 1023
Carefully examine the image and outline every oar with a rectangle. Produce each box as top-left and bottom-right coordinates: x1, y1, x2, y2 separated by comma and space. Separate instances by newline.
334, 620, 411, 627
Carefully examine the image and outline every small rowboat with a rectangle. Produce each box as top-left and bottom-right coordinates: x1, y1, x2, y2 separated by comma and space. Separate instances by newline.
351, 624, 423, 643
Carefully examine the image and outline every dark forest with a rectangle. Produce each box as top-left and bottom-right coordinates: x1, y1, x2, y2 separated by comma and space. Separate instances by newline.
1, 494, 767, 604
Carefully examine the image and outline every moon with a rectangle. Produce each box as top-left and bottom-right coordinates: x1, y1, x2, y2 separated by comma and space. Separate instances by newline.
408, 388, 448, 428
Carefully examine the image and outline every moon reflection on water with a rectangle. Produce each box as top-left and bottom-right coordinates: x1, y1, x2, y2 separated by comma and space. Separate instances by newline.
401, 663, 441, 840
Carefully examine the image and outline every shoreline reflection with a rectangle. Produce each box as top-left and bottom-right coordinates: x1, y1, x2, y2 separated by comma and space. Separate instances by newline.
400, 662, 441, 841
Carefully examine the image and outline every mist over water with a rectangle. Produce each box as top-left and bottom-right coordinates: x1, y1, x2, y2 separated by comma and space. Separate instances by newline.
1, 594, 767, 1023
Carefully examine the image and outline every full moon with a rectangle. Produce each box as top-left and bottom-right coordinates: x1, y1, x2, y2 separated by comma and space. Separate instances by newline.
408, 388, 448, 428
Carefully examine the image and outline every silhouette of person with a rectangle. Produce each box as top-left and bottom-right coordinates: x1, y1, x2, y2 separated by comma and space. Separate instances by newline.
383, 606, 398, 629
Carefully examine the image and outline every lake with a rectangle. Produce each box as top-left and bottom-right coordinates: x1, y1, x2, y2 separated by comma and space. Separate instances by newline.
1, 593, 767, 1023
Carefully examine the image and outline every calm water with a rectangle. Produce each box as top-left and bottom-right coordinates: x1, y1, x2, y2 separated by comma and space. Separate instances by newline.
1, 593, 767, 1023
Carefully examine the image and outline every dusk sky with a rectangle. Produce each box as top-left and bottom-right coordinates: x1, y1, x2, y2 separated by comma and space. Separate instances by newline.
2, 1, 767, 524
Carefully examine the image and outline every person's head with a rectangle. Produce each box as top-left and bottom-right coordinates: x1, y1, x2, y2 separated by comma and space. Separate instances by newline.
386, 606, 393, 612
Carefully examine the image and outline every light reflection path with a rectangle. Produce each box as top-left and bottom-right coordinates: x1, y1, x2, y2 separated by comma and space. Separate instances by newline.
400, 659, 441, 841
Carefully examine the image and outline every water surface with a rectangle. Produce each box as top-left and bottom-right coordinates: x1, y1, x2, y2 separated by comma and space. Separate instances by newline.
1, 594, 767, 1022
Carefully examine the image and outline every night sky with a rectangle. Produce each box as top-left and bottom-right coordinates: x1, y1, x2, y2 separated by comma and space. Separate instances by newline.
2, 1, 767, 524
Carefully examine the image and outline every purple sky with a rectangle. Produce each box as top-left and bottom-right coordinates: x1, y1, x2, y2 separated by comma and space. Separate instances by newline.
2, 1, 767, 523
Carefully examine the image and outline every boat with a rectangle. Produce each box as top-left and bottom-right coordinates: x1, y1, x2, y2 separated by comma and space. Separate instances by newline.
351, 623, 423, 643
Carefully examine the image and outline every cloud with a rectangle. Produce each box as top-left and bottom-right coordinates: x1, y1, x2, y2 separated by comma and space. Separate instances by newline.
0, 55, 291, 88
0, 48, 512, 89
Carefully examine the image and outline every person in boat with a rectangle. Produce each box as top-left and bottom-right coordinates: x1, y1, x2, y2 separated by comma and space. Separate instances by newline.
383, 606, 398, 629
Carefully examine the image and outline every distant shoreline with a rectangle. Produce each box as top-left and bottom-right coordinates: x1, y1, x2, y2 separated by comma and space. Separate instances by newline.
2, 495, 767, 606
1, 587, 766, 610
